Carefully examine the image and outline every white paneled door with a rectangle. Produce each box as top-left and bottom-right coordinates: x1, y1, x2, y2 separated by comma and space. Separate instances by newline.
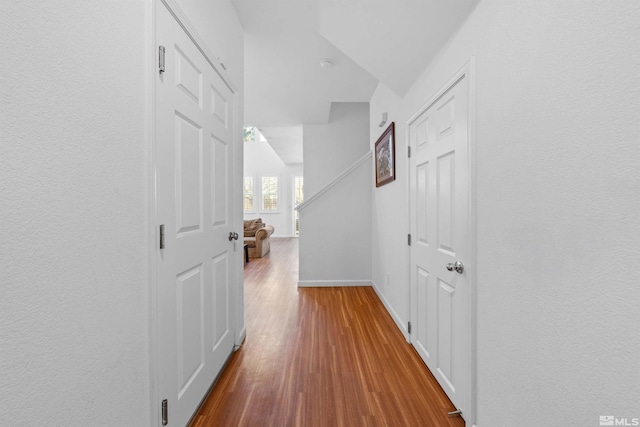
409, 69, 472, 421
155, 2, 237, 426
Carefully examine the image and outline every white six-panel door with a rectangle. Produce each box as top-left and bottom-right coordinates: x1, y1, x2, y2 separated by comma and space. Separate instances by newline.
155, 2, 237, 425
409, 71, 471, 421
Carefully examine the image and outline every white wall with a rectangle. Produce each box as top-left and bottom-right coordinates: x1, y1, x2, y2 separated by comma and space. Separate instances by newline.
303, 102, 371, 196
369, 85, 407, 330
299, 102, 371, 286
370, 1, 640, 425
244, 139, 302, 237
298, 163, 372, 286
0, 1, 244, 425
0, 2, 150, 425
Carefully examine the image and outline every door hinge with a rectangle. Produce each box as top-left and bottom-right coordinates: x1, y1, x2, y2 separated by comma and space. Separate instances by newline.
159, 45, 166, 74
161, 399, 168, 425
159, 224, 165, 249
408, 234, 411, 246
408, 321, 412, 334
408, 146, 411, 158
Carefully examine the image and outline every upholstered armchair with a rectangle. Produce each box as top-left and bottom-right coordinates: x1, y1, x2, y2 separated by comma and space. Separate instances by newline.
243, 218, 275, 258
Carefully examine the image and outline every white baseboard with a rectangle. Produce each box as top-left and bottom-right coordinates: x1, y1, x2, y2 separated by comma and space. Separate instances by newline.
371, 281, 410, 342
297, 280, 372, 288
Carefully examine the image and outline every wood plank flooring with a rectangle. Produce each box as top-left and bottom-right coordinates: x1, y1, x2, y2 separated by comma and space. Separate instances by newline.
190, 238, 464, 427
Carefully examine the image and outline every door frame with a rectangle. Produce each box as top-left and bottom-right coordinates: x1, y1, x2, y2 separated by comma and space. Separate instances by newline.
406, 58, 476, 425
149, 0, 244, 425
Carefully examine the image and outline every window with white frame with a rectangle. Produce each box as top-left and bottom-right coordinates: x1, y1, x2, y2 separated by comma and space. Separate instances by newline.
243, 127, 255, 143
261, 176, 279, 211
294, 176, 303, 235
243, 177, 254, 212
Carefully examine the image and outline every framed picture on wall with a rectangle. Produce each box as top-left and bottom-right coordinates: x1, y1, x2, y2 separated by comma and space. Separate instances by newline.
374, 122, 396, 187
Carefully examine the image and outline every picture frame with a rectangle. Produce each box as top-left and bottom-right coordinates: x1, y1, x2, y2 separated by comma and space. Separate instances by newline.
374, 122, 396, 187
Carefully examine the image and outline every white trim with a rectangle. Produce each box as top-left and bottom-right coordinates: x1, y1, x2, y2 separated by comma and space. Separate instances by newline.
297, 280, 372, 288
467, 56, 478, 427
407, 75, 466, 125
406, 58, 477, 427
232, 65, 244, 349
148, 1, 159, 425
296, 151, 372, 211
293, 175, 303, 236
242, 176, 256, 214
371, 281, 409, 342
160, 0, 237, 93
404, 103, 413, 353
259, 174, 281, 213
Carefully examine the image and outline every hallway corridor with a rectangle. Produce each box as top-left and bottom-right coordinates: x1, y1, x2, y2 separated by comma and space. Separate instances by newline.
190, 238, 464, 426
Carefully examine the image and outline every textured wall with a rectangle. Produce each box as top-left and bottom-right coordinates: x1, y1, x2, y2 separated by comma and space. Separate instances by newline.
370, 1, 640, 425
0, 1, 150, 426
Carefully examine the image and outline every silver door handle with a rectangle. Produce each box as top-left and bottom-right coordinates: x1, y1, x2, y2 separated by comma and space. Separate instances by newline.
446, 261, 464, 274
228, 232, 239, 241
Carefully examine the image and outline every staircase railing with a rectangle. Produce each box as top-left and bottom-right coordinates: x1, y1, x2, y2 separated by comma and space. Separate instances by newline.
295, 151, 372, 212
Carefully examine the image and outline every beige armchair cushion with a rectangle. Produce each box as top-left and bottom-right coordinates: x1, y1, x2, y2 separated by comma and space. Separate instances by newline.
244, 218, 264, 237
243, 220, 275, 258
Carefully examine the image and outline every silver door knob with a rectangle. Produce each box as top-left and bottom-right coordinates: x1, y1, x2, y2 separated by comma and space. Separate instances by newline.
446, 261, 464, 274
228, 231, 239, 241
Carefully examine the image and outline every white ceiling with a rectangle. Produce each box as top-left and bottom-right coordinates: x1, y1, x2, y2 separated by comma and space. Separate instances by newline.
232, 0, 480, 164
258, 125, 304, 165
244, 30, 378, 127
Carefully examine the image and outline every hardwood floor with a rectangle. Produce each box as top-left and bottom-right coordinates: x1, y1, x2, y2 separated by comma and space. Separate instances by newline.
190, 238, 464, 427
